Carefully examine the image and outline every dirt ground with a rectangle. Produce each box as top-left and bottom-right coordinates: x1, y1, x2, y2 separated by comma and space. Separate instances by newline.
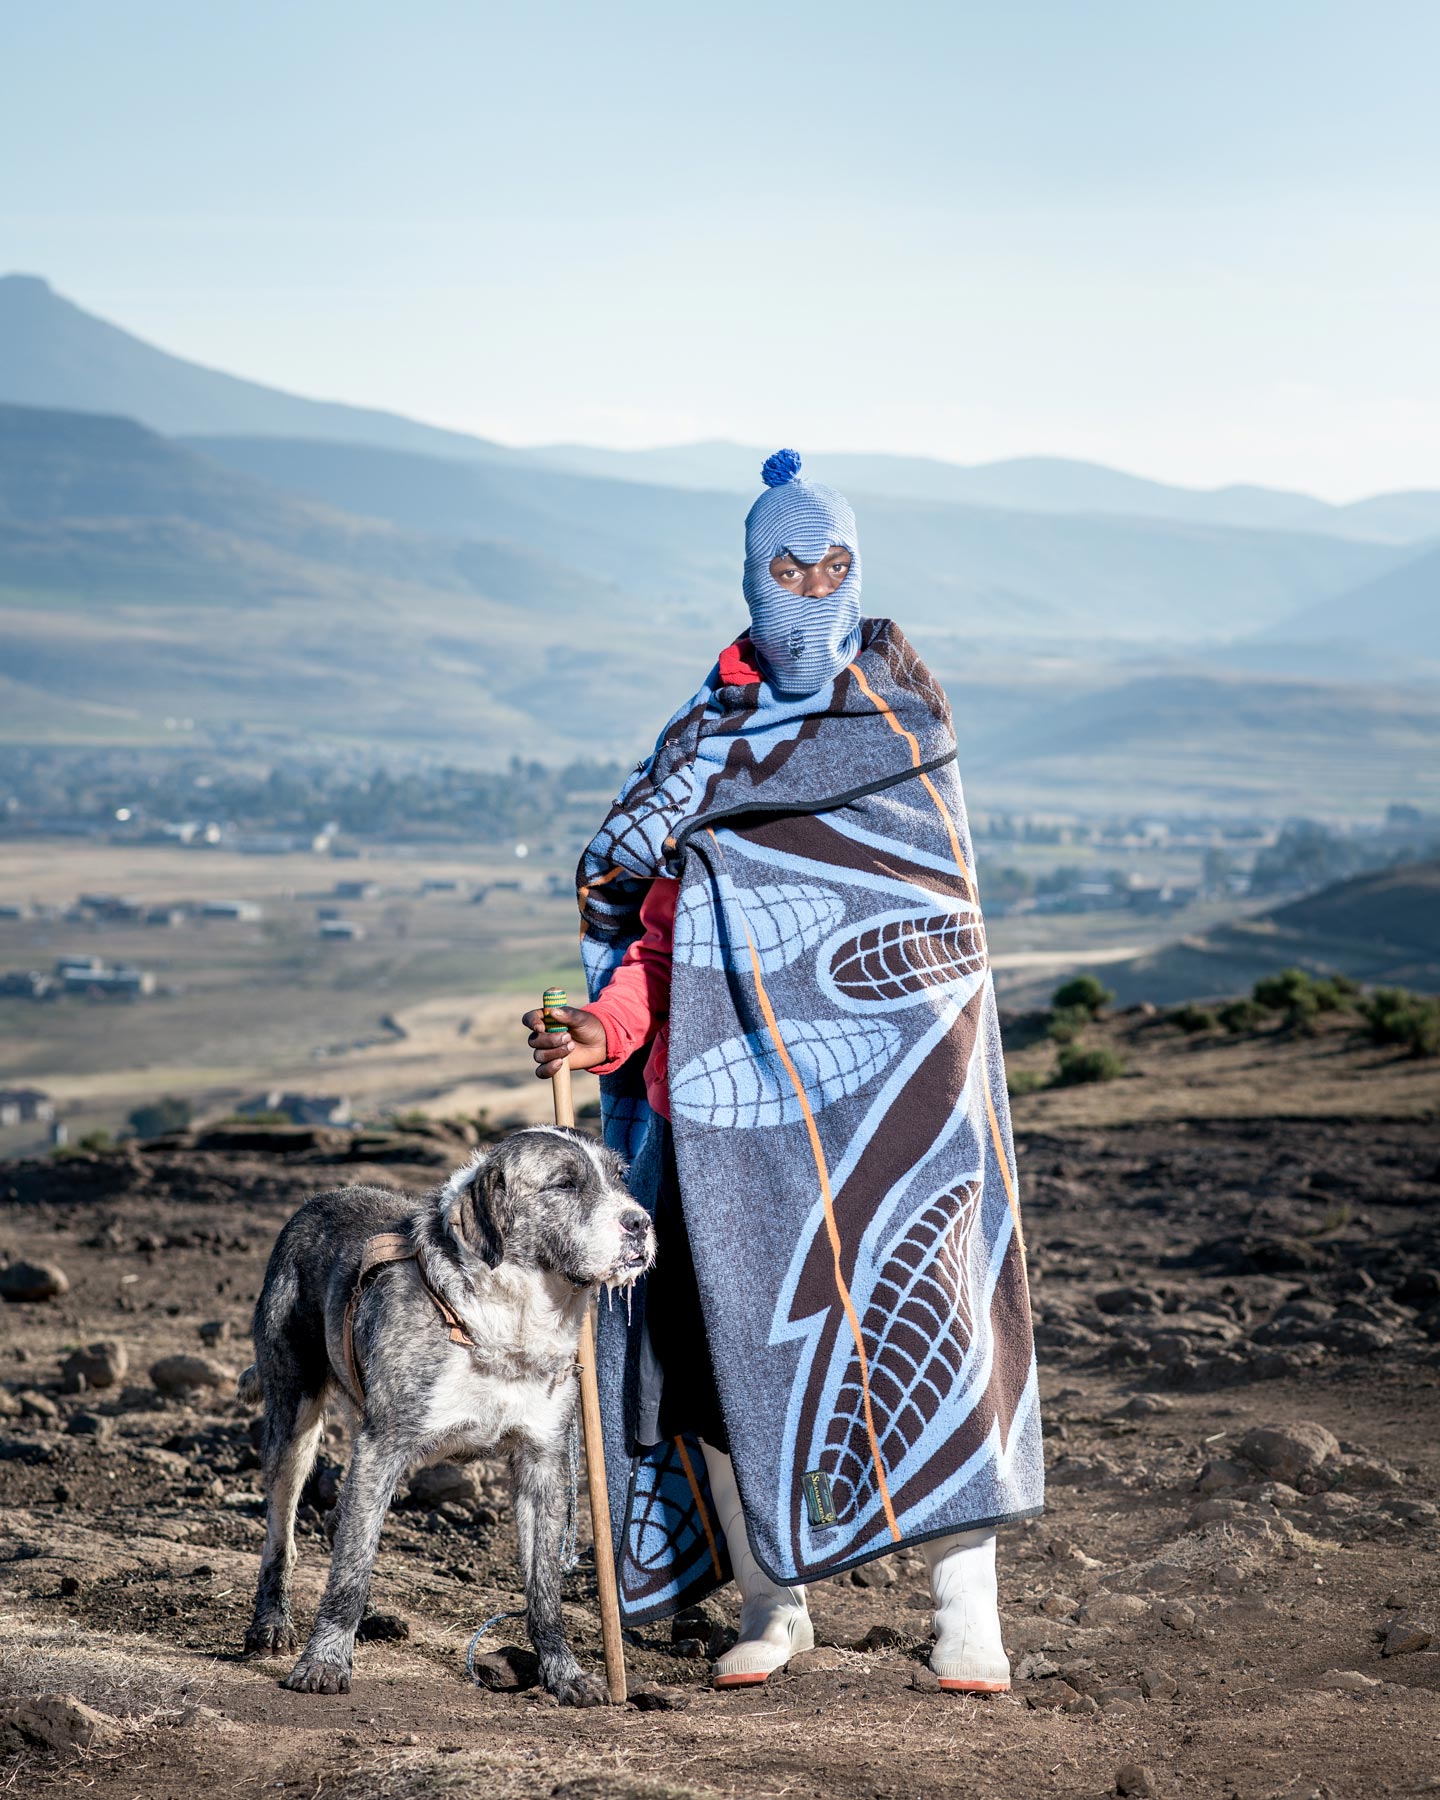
2, 1029, 1439, 1799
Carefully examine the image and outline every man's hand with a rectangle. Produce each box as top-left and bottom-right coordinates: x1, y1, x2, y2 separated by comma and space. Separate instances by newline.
521, 1004, 610, 1080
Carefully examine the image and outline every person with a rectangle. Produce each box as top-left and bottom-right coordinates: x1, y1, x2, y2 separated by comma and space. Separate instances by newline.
524, 450, 1042, 1691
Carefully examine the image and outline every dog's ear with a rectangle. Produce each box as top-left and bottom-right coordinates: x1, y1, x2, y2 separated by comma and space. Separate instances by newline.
461, 1156, 510, 1269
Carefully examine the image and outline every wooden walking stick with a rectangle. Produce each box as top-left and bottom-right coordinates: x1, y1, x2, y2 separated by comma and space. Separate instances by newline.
541, 986, 628, 1705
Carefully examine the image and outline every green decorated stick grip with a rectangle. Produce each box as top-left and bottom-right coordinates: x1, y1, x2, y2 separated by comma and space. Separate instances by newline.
542, 986, 567, 1031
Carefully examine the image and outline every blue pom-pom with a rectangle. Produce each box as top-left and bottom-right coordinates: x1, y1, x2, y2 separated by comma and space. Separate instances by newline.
761, 448, 802, 488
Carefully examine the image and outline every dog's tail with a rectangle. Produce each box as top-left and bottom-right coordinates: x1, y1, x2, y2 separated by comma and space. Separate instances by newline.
236, 1362, 263, 1407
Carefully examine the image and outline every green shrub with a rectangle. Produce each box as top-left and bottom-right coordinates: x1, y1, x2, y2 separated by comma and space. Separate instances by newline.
1308, 978, 1348, 1013
127, 1096, 192, 1140
214, 1110, 292, 1127
1218, 998, 1265, 1033
1362, 988, 1440, 1058
1006, 1068, 1048, 1097
1252, 966, 1331, 1030
1252, 967, 1317, 1012
1052, 974, 1114, 1016
1054, 1044, 1126, 1086
1171, 1003, 1218, 1034
76, 1129, 113, 1152
388, 1109, 431, 1131
1046, 1004, 1091, 1045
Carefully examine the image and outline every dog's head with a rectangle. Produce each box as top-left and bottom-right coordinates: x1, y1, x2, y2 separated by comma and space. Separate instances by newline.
443, 1127, 655, 1289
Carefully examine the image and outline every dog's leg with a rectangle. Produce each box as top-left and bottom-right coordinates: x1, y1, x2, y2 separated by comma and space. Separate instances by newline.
283, 1427, 406, 1694
245, 1387, 325, 1657
512, 1433, 607, 1707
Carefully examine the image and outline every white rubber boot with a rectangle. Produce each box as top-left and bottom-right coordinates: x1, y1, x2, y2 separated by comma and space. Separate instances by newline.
700, 1441, 814, 1687
922, 1529, 1011, 1692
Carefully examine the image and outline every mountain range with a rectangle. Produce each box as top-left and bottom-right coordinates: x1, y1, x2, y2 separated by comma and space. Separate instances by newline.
0, 273, 1437, 801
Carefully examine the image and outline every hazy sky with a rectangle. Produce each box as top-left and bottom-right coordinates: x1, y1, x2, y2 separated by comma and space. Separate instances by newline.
6, 1, 1439, 499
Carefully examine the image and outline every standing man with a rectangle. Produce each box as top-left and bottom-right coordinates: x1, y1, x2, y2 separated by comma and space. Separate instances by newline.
525, 450, 1042, 1690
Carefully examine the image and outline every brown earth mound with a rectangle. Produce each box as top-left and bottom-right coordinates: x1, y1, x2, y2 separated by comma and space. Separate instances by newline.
2, 1080, 1438, 1798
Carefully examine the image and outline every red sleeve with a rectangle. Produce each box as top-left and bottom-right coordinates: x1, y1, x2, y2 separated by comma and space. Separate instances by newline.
586, 877, 676, 1074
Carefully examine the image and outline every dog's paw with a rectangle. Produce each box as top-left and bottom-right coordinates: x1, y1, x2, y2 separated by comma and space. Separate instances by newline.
244, 1619, 298, 1657
281, 1656, 352, 1695
548, 1670, 609, 1708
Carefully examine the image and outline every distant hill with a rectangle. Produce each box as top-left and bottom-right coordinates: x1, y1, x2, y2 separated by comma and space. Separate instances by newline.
184, 433, 1404, 645
0, 403, 613, 609
965, 670, 1440, 814
6, 273, 1440, 548
0, 403, 685, 759
1012, 860, 1440, 1008
0, 274, 516, 462
535, 442, 1440, 546
1263, 542, 1440, 660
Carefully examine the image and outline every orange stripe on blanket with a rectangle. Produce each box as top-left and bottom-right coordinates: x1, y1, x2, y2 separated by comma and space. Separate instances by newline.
674, 1436, 724, 1580
706, 830, 901, 1543
845, 663, 976, 904
848, 661, 1024, 1262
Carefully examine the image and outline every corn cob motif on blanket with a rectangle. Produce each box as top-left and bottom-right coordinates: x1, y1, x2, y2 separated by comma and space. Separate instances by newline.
578, 618, 1043, 1621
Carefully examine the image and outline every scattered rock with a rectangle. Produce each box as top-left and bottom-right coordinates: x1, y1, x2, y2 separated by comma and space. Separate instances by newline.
468, 1645, 540, 1690
17, 1390, 59, 1422
1027, 1679, 1080, 1709
1045, 1536, 1102, 1568
629, 1686, 689, 1711
1329, 1453, 1403, 1491
0, 1693, 119, 1756
1038, 1591, 1080, 1619
787, 1646, 850, 1674
671, 1637, 707, 1659
150, 1354, 228, 1394
1190, 1498, 1248, 1526
669, 1604, 717, 1643
909, 1665, 942, 1692
0, 1260, 70, 1303
198, 1319, 229, 1346
1317, 1669, 1381, 1692
1015, 1652, 1060, 1680
1236, 1422, 1339, 1486
1155, 1600, 1196, 1632
59, 1575, 81, 1596
64, 1411, 111, 1442
1194, 1457, 1253, 1494
356, 1611, 410, 1642
1094, 1285, 1163, 1315
1114, 1393, 1174, 1418
1140, 1667, 1179, 1700
853, 1623, 914, 1653
849, 1558, 896, 1588
60, 1341, 127, 1392
1393, 1269, 1440, 1307
406, 1462, 478, 1510
1079, 1592, 1149, 1627
1382, 1619, 1433, 1657
1116, 1762, 1158, 1797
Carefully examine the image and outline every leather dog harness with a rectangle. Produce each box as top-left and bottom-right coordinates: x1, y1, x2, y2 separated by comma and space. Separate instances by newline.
342, 1231, 476, 1406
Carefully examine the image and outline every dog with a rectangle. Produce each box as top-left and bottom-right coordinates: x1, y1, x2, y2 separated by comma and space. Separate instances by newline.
238, 1125, 654, 1706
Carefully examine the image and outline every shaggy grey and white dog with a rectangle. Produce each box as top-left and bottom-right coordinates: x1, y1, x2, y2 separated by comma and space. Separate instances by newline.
238, 1125, 654, 1706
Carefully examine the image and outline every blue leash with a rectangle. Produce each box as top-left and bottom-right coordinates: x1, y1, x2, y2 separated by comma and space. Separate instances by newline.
464, 1416, 581, 1682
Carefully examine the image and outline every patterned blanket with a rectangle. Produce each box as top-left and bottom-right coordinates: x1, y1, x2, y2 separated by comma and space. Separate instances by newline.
579, 619, 1043, 1620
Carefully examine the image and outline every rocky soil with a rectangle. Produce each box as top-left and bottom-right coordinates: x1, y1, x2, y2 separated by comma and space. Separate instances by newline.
2, 1087, 1439, 1799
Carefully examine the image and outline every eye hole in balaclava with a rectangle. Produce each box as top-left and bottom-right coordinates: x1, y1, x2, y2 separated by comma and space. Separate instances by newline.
742, 449, 862, 695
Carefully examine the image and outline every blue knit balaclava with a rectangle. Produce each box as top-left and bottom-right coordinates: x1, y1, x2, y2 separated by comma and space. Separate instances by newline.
742, 449, 862, 695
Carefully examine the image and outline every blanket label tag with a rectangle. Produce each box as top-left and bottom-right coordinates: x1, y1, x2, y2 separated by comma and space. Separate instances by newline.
802, 1469, 838, 1528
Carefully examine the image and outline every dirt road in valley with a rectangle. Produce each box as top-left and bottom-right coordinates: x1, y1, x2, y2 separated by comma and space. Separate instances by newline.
2, 1089, 1438, 1798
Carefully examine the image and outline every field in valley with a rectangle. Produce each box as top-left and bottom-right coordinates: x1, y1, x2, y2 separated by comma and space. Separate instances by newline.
0, 839, 1266, 1156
